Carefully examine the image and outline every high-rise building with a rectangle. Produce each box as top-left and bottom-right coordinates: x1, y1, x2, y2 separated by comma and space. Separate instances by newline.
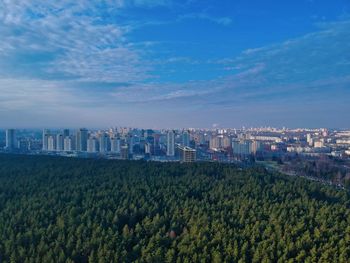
64, 136, 74, 151
209, 135, 230, 150
5, 129, 16, 150
222, 136, 231, 148
99, 133, 109, 153
120, 145, 129, 160
42, 129, 50, 151
250, 140, 262, 155
111, 137, 121, 153
128, 135, 134, 154
232, 139, 251, 155
182, 130, 190, 147
48, 135, 56, 151
76, 128, 88, 152
209, 136, 220, 150
167, 130, 175, 156
178, 145, 196, 162
88, 137, 99, 153
56, 134, 64, 151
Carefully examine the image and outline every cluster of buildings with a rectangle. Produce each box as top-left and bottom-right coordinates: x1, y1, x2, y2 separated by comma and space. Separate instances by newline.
2, 127, 350, 162
2, 128, 196, 162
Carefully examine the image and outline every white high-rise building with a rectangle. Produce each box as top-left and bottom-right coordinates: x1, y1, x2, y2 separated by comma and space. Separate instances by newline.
5, 129, 16, 150
88, 137, 99, 153
64, 136, 74, 151
48, 135, 56, 151
167, 130, 175, 156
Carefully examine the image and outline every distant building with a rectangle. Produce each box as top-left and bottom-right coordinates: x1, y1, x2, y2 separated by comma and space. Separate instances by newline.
209, 136, 220, 150
306, 133, 313, 146
128, 135, 134, 154
167, 130, 175, 156
56, 134, 64, 151
110, 137, 121, 153
250, 140, 262, 154
99, 133, 109, 153
182, 130, 190, 147
232, 139, 251, 155
88, 137, 99, 153
64, 136, 74, 151
178, 145, 196, 162
314, 141, 324, 148
76, 128, 88, 152
48, 135, 56, 151
120, 145, 129, 160
5, 129, 16, 150
210, 135, 231, 150
222, 136, 231, 148
42, 129, 50, 151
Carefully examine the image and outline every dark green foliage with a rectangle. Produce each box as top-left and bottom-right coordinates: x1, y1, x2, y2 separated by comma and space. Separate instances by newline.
0, 154, 349, 263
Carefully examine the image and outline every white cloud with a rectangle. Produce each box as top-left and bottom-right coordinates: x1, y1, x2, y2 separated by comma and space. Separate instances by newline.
178, 13, 232, 26
0, 1, 152, 82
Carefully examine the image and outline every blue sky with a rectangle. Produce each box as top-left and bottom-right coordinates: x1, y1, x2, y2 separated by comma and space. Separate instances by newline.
0, 0, 349, 129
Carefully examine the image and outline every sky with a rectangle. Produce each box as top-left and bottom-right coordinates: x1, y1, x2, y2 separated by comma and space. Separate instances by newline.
0, 0, 349, 129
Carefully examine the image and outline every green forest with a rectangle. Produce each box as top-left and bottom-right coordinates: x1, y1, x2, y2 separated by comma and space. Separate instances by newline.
0, 154, 349, 263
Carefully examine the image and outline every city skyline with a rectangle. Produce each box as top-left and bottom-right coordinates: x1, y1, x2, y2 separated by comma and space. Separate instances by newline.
2, 126, 350, 163
0, 1, 350, 128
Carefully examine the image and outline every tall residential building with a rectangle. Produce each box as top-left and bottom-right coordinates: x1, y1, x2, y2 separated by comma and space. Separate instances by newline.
99, 133, 109, 153
110, 137, 121, 153
64, 136, 74, 151
232, 139, 251, 155
209, 135, 232, 150
250, 140, 262, 154
42, 129, 50, 151
182, 130, 190, 147
209, 136, 220, 150
306, 133, 314, 146
5, 129, 16, 150
76, 128, 88, 152
48, 135, 56, 151
167, 130, 175, 156
222, 136, 232, 148
128, 135, 134, 154
56, 134, 64, 151
87, 137, 99, 153
178, 145, 196, 162
120, 145, 129, 160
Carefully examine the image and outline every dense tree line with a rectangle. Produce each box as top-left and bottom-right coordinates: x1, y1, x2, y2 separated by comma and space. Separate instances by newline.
0, 154, 349, 262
